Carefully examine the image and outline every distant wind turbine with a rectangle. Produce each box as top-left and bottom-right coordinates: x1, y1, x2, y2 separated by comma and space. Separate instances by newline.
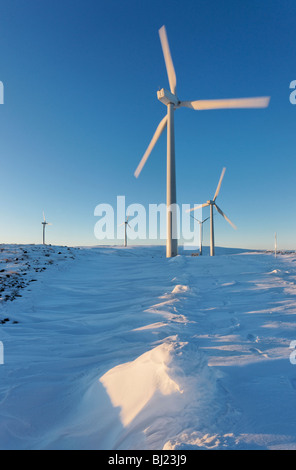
190, 168, 236, 256
190, 215, 210, 256
134, 25, 270, 258
118, 216, 131, 247
41, 212, 52, 245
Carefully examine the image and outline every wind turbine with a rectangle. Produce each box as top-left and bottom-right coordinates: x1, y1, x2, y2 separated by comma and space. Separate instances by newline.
118, 216, 131, 247
134, 25, 270, 258
190, 215, 210, 255
190, 167, 236, 256
41, 212, 52, 245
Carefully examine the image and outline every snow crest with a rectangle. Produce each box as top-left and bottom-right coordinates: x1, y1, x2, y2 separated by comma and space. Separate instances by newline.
100, 341, 182, 427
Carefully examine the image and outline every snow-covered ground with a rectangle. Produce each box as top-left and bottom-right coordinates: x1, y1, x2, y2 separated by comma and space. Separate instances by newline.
1, 244, 296, 450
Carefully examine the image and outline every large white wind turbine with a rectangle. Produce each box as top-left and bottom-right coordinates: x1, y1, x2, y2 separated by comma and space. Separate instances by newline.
134, 25, 270, 258
190, 167, 236, 256
41, 211, 52, 245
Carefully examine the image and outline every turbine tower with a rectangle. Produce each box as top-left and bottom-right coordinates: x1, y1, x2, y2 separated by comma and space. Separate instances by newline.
190, 215, 210, 255
41, 212, 52, 245
134, 25, 270, 258
191, 168, 236, 256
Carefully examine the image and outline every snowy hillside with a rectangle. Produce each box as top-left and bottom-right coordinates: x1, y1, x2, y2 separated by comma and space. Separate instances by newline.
1, 244, 296, 450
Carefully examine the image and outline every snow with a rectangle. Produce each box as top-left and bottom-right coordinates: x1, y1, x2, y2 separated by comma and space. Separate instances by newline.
100, 341, 182, 427
1, 244, 296, 450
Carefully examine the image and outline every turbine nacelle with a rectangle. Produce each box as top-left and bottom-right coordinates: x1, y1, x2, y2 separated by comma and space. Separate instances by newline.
157, 88, 179, 107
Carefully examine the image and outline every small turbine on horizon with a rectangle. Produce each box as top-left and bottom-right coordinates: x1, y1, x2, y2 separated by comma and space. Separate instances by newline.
134, 25, 270, 259
118, 216, 131, 247
41, 211, 52, 245
190, 215, 210, 256
190, 168, 236, 256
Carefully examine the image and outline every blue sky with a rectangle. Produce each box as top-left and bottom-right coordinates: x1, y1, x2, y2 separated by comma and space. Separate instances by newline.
0, 0, 296, 250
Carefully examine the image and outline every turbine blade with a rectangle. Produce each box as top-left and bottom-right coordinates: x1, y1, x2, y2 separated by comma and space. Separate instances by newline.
179, 97, 270, 110
134, 115, 167, 178
213, 167, 226, 201
187, 202, 209, 213
118, 222, 125, 227
43, 211, 46, 222
159, 25, 177, 95
214, 204, 237, 230
202, 216, 210, 223
190, 215, 201, 224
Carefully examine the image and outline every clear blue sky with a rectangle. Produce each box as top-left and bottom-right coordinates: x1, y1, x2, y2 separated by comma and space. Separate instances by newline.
0, 0, 296, 250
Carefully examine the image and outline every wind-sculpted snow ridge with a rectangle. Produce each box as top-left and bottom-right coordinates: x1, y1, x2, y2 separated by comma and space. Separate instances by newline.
99, 338, 229, 450
97, 255, 237, 450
